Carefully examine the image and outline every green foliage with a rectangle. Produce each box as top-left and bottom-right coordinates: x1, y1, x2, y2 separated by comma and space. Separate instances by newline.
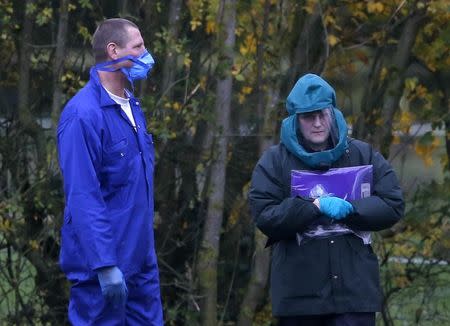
376, 175, 450, 324
78, 0, 93, 10
35, 7, 53, 26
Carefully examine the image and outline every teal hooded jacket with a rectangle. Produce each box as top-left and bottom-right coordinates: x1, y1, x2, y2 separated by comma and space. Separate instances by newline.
280, 73, 348, 169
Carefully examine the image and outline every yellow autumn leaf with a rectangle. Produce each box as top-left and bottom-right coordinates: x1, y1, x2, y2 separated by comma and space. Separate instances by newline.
414, 137, 440, 167
303, 0, 318, 14
324, 15, 336, 27
228, 204, 241, 228
374, 116, 384, 126
239, 45, 248, 56
231, 64, 240, 76
432, 137, 440, 147
353, 9, 368, 20
0, 219, 10, 231
327, 34, 340, 47
240, 34, 257, 55
173, 102, 182, 111
405, 78, 417, 91
235, 27, 244, 37
371, 31, 385, 44
242, 86, 252, 94
399, 111, 414, 128
29, 239, 40, 251
375, 2, 384, 13
380, 67, 388, 81
206, 20, 216, 34
238, 93, 246, 104
392, 134, 401, 145
367, 2, 384, 14
190, 20, 202, 31
183, 55, 192, 68
415, 85, 428, 98
394, 275, 410, 288
199, 76, 207, 91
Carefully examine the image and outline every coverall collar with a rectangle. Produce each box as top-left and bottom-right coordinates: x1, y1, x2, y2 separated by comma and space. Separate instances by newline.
89, 67, 133, 109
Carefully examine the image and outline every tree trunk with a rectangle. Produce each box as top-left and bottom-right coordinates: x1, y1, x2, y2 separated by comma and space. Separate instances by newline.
154, 0, 183, 257
119, 0, 128, 14
196, 1, 236, 325
161, 0, 183, 97
16, 0, 47, 177
238, 229, 270, 326
51, 0, 70, 127
237, 2, 271, 325
14, 3, 68, 323
376, 11, 427, 156
353, 47, 384, 142
437, 72, 450, 171
17, 0, 33, 126
354, 10, 427, 155
286, 1, 327, 90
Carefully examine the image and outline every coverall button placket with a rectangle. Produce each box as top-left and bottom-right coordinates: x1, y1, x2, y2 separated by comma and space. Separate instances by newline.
117, 105, 137, 131
136, 128, 153, 205
131, 102, 153, 205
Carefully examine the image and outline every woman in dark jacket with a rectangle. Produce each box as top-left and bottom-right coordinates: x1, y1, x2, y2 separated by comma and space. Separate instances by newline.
249, 74, 404, 326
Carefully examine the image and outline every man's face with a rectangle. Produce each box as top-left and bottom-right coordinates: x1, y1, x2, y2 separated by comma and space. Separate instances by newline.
113, 27, 146, 66
298, 109, 332, 151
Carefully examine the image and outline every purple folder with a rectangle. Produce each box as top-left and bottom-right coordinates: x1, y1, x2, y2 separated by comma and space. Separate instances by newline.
291, 165, 373, 200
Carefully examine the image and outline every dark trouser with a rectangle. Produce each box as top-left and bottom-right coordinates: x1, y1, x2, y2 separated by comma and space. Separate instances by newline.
278, 312, 375, 326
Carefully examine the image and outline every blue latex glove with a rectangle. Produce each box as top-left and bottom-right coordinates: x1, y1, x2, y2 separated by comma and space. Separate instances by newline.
318, 196, 354, 220
97, 266, 128, 308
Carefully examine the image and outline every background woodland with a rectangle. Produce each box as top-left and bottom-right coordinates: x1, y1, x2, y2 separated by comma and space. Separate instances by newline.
0, 0, 449, 325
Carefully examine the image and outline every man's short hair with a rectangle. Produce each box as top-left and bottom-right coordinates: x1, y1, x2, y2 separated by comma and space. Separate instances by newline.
92, 18, 139, 63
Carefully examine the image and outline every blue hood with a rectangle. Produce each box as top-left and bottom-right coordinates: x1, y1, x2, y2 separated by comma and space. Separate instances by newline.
280, 74, 348, 169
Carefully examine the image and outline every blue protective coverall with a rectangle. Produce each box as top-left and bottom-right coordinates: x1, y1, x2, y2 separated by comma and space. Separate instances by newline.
57, 67, 163, 325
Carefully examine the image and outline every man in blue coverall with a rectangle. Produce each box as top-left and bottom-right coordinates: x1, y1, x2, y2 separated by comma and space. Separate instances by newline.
57, 18, 163, 325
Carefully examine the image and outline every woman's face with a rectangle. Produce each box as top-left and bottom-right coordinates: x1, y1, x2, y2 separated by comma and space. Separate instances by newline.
298, 109, 332, 151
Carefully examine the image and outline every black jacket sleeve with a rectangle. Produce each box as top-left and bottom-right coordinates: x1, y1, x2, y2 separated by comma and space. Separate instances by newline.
346, 145, 404, 231
248, 147, 322, 241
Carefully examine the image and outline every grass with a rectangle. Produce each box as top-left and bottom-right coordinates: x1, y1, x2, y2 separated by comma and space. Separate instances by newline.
378, 264, 450, 325
0, 246, 39, 325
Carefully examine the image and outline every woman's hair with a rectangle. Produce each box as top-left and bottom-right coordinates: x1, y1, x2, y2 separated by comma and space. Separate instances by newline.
92, 18, 139, 63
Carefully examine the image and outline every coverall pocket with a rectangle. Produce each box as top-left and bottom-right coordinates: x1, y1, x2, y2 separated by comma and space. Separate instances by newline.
102, 138, 130, 187
103, 138, 128, 161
